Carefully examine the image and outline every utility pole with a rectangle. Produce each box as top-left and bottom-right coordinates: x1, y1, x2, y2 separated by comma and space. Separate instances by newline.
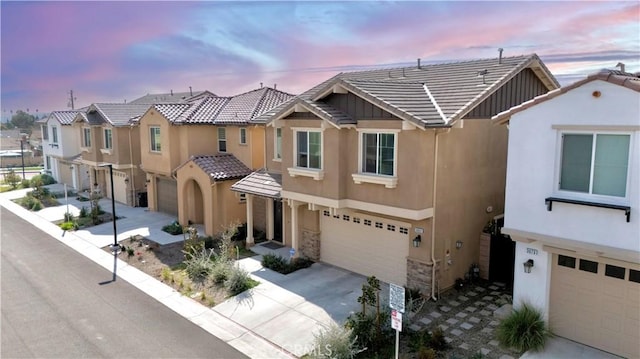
67, 90, 77, 110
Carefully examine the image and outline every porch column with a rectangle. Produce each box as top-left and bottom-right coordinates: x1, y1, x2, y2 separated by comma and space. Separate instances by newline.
266, 198, 274, 241
245, 194, 254, 246
289, 199, 301, 258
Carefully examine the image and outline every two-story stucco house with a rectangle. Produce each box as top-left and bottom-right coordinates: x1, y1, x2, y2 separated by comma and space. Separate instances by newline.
135, 87, 294, 236
39, 110, 92, 190
71, 103, 151, 205
233, 54, 559, 296
493, 70, 640, 358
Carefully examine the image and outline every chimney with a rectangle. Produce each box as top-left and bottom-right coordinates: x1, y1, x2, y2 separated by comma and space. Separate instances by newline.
417, 58, 421, 69
189, 86, 193, 96
274, 84, 277, 90
170, 89, 173, 96
616, 62, 626, 73
498, 48, 503, 64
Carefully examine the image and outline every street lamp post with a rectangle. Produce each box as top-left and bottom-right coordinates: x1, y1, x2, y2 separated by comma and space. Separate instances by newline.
100, 164, 118, 253
20, 133, 28, 180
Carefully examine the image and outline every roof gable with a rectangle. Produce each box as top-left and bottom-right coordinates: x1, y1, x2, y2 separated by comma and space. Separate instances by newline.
492, 70, 640, 124
176, 153, 252, 182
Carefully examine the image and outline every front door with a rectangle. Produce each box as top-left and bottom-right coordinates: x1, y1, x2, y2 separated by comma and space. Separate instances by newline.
273, 199, 282, 242
489, 234, 515, 289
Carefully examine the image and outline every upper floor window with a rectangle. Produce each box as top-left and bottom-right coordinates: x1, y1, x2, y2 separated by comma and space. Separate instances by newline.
559, 133, 630, 198
82, 128, 91, 147
42, 125, 49, 140
218, 127, 226, 152
239, 127, 247, 145
296, 130, 321, 169
275, 128, 282, 160
362, 132, 395, 176
150, 127, 161, 152
104, 128, 113, 150
51, 126, 58, 144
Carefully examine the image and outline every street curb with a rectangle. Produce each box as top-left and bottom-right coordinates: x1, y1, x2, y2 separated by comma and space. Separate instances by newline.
0, 194, 295, 359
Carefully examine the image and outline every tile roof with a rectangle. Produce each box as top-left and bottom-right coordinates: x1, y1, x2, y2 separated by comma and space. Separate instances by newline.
145, 87, 295, 125
492, 69, 640, 125
177, 153, 252, 182
47, 110, 82, 125
231, 169, 282, 198
91, 103, 152, 126
129, 90, 213, 104
260, 54, 559, 127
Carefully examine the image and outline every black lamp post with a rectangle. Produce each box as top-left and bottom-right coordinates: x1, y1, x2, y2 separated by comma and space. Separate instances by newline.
100, 163, 119, 253
20, 133, 29, 180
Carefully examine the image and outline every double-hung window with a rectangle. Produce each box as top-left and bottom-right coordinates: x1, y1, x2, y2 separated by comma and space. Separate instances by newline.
274, 128, 282, 160
296, 131, 321, 169
559, 133, 630, 198
352, 131, 398, 188
42, 125, 49, 140
51, 126, 58, 145
239, 127, 247, 145
150, 127, 161, 152
104, 128, 113, 150
82, 128, 91, 147
218, 127, 227, 152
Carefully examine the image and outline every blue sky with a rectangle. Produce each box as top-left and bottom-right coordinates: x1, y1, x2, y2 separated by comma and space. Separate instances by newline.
1, 1, 638, 119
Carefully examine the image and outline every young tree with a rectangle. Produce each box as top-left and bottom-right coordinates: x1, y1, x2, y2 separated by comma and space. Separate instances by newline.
3, 169, 21, 189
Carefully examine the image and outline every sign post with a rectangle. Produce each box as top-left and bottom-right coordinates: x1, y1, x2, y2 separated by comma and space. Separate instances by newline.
389, 284, 405, 359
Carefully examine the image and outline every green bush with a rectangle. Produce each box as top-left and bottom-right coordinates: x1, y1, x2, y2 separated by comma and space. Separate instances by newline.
261, 253, 314, 274
429, 327, 448, 351
79, 206, 88, 218
345, 307, 393, 354
184, 249, 215, 281
212, 261, 231, 284
30, 174, 56, 186
59, 221, 77, 231
225, 266, 251, 296
409, 329, 432, 353
3, 169, 21, 189
20, 179, 30, 188
497, 302, 550, 353
64, 211, 74, 222
416, 347, 436, 359
162, 220, 183, 235
308, 323, 362, 359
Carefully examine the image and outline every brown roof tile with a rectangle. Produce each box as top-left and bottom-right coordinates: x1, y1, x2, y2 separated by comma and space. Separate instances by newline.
179, 153, 252, 182
231, 169, 282, 198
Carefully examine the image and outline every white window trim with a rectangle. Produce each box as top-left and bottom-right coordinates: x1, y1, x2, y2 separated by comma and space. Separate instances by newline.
51, 126, 59, 144
554, 130, 633, 204
150, 126, 161, 153
239, 127, 247, 145
81, 127, 91, 151
352, 129, 399, 188
102, 128, 113, 152
288, 127, 324, 180
273, 127, 282, 162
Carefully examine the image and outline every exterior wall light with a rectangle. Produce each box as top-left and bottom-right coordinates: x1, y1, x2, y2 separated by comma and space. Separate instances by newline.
412, 235, 421, 248
523, 259, 534, 273
456, 240, 463, 249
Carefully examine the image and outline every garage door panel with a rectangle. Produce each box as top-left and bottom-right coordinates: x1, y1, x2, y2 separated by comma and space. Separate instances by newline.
551, 253, 640, 359
320, 211, 408, 286
157, 178, 178, 216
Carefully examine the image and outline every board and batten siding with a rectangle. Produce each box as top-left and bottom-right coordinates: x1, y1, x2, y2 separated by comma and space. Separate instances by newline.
465, 68, 548, 119
325, 93, 400, 120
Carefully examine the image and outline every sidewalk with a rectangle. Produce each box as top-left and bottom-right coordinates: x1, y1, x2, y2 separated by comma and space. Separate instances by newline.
0, 185, 295, 359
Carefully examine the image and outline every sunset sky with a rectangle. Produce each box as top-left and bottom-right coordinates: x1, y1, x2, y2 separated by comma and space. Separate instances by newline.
1, 1, 638, 120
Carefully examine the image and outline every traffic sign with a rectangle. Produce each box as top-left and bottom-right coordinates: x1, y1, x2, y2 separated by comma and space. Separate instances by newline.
391, 310, 402, 331
389, 283, 405, 313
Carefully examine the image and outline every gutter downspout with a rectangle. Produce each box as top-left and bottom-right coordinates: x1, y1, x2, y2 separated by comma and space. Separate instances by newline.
430, 129, 441, 301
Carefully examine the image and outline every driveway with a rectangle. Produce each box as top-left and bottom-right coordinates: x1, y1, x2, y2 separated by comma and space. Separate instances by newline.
215, 254, 365, 357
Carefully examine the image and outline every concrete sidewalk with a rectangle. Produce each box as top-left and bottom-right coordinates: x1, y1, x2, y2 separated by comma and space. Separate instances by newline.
0, 186, 316, 358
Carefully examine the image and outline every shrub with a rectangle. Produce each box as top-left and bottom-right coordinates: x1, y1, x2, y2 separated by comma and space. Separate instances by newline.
344, 306, 393, 354
182, 227, 204, 259
4, 169, 21, 189
59, 221, 76, 231
64, 211, 74, 222
225, 266, 254, 296
409, 329, 432, 353
184, 249, 215, 281
429, 327, 448, 351
212, 260, 231, 284
20, 179, 31, 188
30, 174, 56, 186
497, 302, 550, 353
162, 220, 183, 235
416, 347, 437, 359
161, 267, 172, 282
126, 247, 134, 257
308, 323, 362, 359
261, 253, 314, 274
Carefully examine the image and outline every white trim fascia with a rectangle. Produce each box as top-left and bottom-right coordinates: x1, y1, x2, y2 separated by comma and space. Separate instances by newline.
281, 190, 434, 221
287, 167, 324, 180
423, 83, 449, 124
100, 148, 113, 155
552, 125, 640, 131
352, 173, 397, 188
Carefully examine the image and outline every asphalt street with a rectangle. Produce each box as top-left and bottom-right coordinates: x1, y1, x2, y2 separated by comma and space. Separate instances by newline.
1, 207, 248, 359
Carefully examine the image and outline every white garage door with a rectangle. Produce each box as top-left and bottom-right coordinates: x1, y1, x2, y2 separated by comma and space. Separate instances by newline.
105, 170, 128, 204
320, 210, 409, 286
550, 253, 640, 358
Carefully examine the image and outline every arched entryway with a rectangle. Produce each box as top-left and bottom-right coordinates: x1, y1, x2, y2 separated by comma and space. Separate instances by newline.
184, 178, 205, 226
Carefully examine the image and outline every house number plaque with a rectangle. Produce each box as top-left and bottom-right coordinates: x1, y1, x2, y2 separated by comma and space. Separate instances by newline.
526, 248, 538, 255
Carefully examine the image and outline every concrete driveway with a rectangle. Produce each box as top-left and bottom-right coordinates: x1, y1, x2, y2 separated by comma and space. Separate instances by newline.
215, 255, 365, 357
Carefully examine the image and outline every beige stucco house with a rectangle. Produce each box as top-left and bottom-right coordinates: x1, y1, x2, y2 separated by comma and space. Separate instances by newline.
233, 54, 559, 295
71, 103, 151, 205
136, 87, 294, 236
